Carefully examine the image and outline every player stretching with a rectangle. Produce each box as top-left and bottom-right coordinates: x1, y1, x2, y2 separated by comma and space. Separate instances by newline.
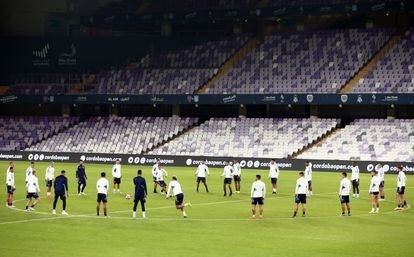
155, 164, 168, 194
195, 160, 210, 192
52, 170, 69, 215
351, 162, 360, 198
96, 172, 109, 217
268, 159, 279, 194
45, 161, 55, 199
339, 172, 351, 216
377, 164, 385, 201
152, 159, 160, 193
133, 170, 147, 219
395, 166, 407, 210
292, 172, 308, 218
233, 160, 241, 193
112, 159, 122, 194
221, 161, 233, 196
26, 170, 41, 211
250, 175, 266, 219
369, 170, 380, 213
305, 161, 313, 196
6, 165, 15, 207
166, 176, 191, 218
76, 160, 87, 196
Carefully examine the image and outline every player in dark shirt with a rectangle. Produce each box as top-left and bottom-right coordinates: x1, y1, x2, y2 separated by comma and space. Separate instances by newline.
76, 160, 87, 195
53, 170, 69, 215
133, 169, 147, 219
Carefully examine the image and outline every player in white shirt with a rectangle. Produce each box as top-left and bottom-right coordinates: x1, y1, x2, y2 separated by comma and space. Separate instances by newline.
304, 161, 313, 196
268, 159, 280, 194
195, 160, 210, 193
221, 161, 233, 197
45, 161, 55, 198
369, 170, 381, 213
26, 170, 41, 211
112, 159, 122, 194
339, 172, 351, 216
292, 172, 308, 218
155, 164, 168, 194
250, 174, 266, 219
376, 163, 386, 201
395, 166, 407, 210
233, 160, 242, 194
350, 162, 360, 198
96, 172, 109, 217
152, 159, 161, 193
166, 176, 191, 218
6, 163, 15, 207
26, 161, 35, 183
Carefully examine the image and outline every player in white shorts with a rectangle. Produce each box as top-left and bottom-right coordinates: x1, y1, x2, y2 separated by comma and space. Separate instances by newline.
233, 160, 242, 194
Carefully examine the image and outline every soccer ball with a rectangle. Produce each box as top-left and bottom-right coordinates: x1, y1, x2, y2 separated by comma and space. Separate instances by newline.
125, 194, 131, 200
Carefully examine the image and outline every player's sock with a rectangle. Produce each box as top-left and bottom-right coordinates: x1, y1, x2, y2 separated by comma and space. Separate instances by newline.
142, 212, 146, 218
302, 211, 305, 216
25, 205, 28, 210
381, 196, 385, 199
104, 211, 107, 216
403, 200, 407, 206
182, 211, 187, 217
132, 211, 136, 218
30, 204, 35, 208
293, 211, 297, 217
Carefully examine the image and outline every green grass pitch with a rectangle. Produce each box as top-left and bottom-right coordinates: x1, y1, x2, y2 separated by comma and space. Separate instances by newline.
0, 161, 413, 257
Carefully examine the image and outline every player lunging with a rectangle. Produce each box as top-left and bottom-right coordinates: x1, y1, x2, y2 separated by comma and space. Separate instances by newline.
52, 170, 69, 215
250, 175, 266, 219
133, 169, 147, 219
233, 160, 241, 193
96, 172, 109, 217
221, 161, 233, 197
112, 159, 122, 194
369, 170, 380, 214
195, 160, 210, 192
339, 172, 351, 216
268, 159, 279, 194
166, 176, 191, 218
45, 161, 55, 199
292, 172, 308, 218
351, 162, 360, 198
26, 170, 40, 211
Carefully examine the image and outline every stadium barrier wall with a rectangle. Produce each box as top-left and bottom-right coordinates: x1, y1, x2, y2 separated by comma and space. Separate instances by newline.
1, 93, 414, 105
0, 151, 413, 174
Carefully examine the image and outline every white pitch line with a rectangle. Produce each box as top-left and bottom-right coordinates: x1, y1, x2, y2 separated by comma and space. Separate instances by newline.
3, 187, 412, 224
